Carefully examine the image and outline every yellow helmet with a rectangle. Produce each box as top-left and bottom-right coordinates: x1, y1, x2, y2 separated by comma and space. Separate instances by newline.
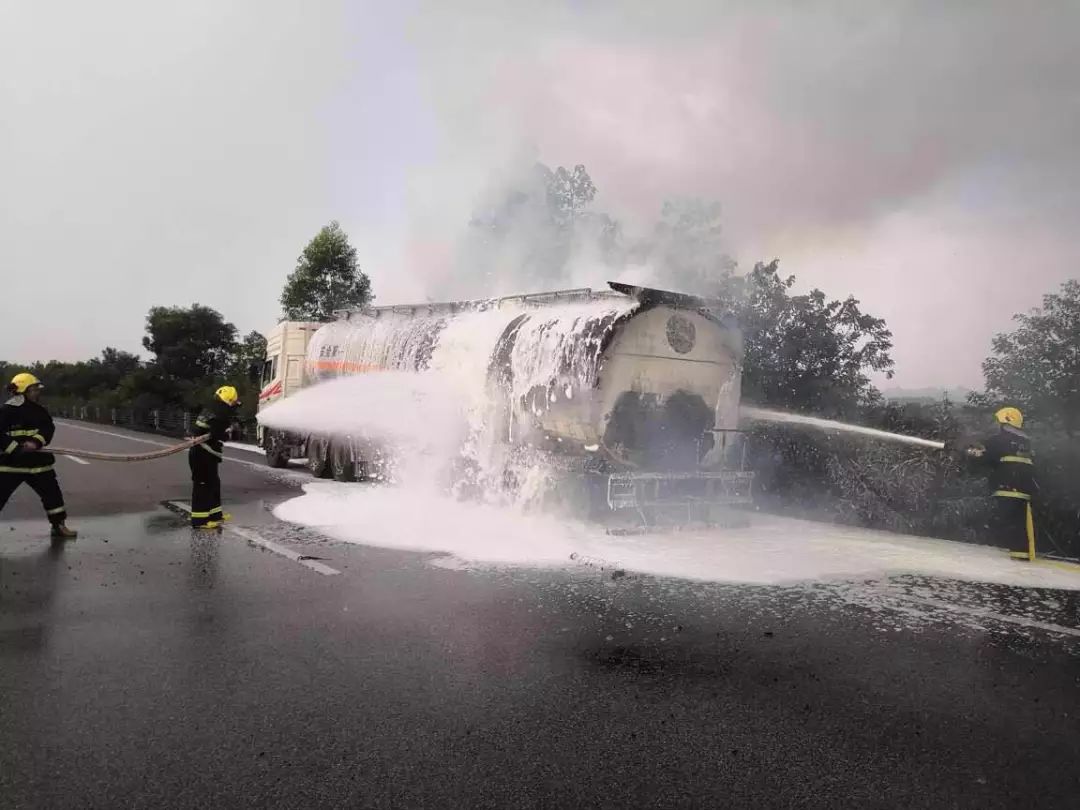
10, 372, 42, 394
995, 406, 1023, 429
215, 385, 240, 406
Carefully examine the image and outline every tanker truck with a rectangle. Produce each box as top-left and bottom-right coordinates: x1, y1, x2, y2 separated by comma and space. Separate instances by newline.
256, 282, 753, 525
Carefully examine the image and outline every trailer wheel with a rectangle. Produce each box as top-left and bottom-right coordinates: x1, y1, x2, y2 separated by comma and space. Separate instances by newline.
265, 431, 290, 469
307, 437, 331, 479
331, 443, 356, 482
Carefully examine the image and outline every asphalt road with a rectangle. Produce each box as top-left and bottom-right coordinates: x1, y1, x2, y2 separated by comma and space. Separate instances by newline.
2, 420, 1079, 809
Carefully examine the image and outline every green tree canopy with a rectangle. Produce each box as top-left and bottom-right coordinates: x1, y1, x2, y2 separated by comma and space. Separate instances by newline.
230, 331, 268, 377
1, 348, 142, 404
142, 304, 238, 383
977, 279, 1080, 435
97, 347, 141, 379
466, 162, 612, 287
637, 198, 737, 295
280, 221, 371, 321
725, 261, 895, 415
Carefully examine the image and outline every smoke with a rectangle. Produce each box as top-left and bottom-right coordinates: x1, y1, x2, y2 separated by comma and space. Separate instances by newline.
378, 0, 1080, 385
404, 0, 1080, 234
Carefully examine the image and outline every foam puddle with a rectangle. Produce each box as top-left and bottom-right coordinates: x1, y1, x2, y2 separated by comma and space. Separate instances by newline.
274, 482, 1080, 591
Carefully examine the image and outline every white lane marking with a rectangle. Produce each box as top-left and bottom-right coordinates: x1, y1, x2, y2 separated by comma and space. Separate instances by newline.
64, 454, 91, 465
224, 440, 309, 465
56, 420, 278, 473
225, 441, 264, 455
167, 501, 340, 576
229, 526, 341, 576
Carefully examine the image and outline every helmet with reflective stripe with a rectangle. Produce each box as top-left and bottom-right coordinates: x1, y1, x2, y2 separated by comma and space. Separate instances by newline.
10, 372, 42, 394
994, 406, 1023, 429
216, 385, 240, 406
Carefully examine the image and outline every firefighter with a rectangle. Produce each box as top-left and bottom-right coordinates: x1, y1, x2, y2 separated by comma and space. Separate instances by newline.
966, 406, 1037, 561
0, 373, 77, 539
188, 385, 241, 529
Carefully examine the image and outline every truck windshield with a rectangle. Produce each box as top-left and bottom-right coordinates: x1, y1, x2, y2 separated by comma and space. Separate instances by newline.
262, 357, 278, 386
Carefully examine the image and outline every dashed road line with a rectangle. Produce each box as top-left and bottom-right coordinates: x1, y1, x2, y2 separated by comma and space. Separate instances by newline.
228, 526, 342, 576
225, 441, 265, 456
226, 440, 309, 465
166, 500, 340, 576
64, 455, 91, 465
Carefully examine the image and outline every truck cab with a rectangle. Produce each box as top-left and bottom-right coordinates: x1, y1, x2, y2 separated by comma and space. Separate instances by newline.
256, 321, 322, 466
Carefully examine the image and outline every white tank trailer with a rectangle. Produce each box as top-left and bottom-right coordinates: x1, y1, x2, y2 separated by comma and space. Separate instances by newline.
258, 282, 754, 525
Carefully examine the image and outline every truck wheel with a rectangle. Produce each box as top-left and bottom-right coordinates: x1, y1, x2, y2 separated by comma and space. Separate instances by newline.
307, 437, 331, 479
265, 432, 290, 469
331, 444, 356, 482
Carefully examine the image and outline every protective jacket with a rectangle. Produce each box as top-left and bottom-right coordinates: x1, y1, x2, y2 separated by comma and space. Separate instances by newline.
0, 395, 56, 473
192, 398, 237, 461
980, 424, 1036, 500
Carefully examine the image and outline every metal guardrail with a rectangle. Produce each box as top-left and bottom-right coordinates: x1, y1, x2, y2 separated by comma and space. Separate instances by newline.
53, 404, 258, 443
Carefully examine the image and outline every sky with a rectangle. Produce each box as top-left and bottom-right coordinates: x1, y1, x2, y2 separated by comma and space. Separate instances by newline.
2, 0, 1078, 389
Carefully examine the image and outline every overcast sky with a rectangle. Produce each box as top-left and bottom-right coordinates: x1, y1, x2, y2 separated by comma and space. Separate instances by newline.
2, 0, 1077, 388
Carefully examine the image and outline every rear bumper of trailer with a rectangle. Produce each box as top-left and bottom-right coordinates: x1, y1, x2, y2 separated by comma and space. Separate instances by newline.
604, 470, 755, 526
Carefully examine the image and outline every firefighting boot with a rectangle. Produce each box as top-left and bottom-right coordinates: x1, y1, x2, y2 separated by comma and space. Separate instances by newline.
50, 524, 78, 540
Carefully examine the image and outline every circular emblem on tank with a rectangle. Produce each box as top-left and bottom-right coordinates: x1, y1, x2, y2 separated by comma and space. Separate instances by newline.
666, 314, 696, 354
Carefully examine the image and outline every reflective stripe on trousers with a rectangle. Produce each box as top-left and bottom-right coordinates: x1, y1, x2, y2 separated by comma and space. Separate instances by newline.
999, 455, 1033, 465
993, 489, 1031, 501
994, 491, 1036, 561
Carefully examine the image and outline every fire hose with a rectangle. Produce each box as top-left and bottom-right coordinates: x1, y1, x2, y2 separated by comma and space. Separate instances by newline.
44, 434, 211, 462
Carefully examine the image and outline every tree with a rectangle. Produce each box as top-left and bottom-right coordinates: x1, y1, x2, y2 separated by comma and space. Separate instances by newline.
977, 279, 1080, 436
230, 331, 267, 378
637, 198, 737, 295
544, 164, 597, 227
465, 162, 613, 289
97, 347, 141, 379
142, 304, 238, 385
281, 221, 371, 320
0, 349, 143, 405
728, 261, 894, 415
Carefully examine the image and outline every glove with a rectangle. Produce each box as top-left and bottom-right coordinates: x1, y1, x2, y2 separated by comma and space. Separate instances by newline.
20, 440, 42, 452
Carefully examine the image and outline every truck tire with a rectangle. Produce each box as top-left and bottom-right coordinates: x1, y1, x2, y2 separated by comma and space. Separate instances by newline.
331, 443, 356, 482
307, 437, 331, 479
265, 431, 290, 469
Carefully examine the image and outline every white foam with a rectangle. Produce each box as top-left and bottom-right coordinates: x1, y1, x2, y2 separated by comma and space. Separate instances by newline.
258, 295, 635, 502
258, 371, 467, 489
274, 482, 1080, 591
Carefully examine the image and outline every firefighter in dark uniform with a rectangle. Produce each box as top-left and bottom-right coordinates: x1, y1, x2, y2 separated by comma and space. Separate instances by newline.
188, 385, 241, 529
966, 407, 1037, 561
0, 373, 77, 539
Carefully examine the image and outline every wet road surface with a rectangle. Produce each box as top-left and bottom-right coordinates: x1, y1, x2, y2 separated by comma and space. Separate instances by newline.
2, 421, 1079, 808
